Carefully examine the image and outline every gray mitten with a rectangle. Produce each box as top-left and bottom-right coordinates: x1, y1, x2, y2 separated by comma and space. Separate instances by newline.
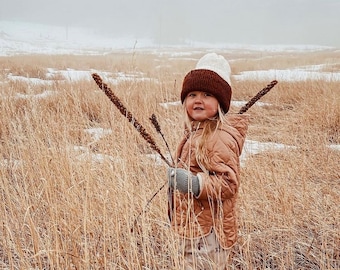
167, 167, 200, 196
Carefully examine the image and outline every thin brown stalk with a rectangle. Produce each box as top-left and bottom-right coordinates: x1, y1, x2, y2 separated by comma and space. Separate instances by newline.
238, 80, 278, 114
91, 73, 172, 167
131, 181, 167, 232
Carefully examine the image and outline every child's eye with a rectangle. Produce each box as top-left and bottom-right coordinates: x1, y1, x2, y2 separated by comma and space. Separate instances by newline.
188, 93, 196, 97
204, 92, 213, 97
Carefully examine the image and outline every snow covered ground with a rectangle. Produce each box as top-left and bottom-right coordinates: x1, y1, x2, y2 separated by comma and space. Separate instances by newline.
2, 20, 340, 83
0, 20, 337, 56
0, 20, 339, 167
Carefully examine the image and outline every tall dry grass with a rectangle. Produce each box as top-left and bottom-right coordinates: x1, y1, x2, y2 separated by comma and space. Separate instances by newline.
0, 49, 339, 269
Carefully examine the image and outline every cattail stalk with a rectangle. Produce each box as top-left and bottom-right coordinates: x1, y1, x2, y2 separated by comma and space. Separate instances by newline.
149, 113, 175, 165
133, 113, 175, 231
91, 73, 172, 167
238, 80, 278, 114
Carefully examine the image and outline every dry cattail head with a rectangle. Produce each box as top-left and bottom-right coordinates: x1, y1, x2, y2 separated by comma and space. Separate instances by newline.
150, 113, 162, 134
238, 80, 278, 114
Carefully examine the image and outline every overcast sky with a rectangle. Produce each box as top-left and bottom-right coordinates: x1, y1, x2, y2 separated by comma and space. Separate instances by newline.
1, 0, 339, 47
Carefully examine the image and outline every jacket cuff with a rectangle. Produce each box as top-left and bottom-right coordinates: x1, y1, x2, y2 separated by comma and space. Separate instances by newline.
195, 173, 204, 198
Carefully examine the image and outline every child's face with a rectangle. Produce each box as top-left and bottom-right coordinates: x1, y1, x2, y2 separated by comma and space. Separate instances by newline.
185, 91, 219, 121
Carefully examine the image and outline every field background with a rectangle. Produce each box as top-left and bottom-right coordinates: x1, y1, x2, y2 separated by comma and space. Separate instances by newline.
0, 48, 339, 269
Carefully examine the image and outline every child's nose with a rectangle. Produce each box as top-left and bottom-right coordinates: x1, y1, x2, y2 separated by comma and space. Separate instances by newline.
194, 94, 203, 102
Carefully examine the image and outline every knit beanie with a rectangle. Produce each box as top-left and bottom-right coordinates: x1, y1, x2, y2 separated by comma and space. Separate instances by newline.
181, 53, 232, 113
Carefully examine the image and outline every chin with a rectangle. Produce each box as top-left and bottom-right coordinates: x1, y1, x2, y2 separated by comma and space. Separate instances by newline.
191, 116, 207, 121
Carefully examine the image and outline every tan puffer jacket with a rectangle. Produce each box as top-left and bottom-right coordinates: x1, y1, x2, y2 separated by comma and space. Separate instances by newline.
169, 114, 249, 249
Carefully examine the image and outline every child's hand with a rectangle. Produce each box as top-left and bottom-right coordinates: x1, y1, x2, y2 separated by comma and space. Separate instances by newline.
167, 168, 200, 196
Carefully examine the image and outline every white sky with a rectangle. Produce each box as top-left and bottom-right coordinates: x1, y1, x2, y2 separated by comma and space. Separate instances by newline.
1, 0, 340, 47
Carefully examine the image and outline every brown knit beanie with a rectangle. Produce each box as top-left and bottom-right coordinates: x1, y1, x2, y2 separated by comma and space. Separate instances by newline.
181, 53, 232, 113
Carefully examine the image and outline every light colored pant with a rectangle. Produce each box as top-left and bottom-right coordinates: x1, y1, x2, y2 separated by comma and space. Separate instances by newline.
183, 230, 231, 270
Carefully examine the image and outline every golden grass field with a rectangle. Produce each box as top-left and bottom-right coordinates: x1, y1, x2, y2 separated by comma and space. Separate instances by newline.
0, 48, 339, 269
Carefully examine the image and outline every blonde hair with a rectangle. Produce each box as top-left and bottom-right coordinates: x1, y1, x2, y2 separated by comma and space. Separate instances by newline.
182, 100, 226, 173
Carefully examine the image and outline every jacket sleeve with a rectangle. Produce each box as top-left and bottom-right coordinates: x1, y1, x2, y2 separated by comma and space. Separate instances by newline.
196, 132, 241, 202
